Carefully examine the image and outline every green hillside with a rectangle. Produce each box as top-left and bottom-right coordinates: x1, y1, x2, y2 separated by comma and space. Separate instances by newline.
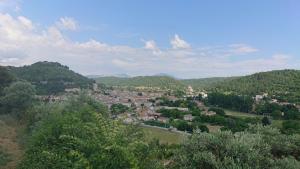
7, 61, 94, 95
181, 77, 236, 89
212, 69, 300, 103
95, 76, 185, 90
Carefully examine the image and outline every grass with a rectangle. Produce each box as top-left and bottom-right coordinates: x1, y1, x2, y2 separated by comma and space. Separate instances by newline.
224, 109, 261, 119
140, 125, 187, 144
0, 115, 24, 169
224, 109, 284, 129
0, 148, 11, 167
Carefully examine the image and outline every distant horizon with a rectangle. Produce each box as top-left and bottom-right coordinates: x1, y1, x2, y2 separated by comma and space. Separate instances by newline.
0, 0, 299, 78
4, 60, 299, 80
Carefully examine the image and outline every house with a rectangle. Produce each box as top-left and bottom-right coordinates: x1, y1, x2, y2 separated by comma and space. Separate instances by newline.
183, 114, 194, 121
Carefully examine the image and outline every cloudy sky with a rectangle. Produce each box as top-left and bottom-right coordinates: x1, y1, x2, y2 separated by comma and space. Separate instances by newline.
0, 0, 299, 78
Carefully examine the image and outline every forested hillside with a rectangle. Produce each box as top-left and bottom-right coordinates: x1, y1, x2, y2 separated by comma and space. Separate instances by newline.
181, 77, 236, 89
211, 70, 300, 103
95, 76, 185, 90
7, 62, 94, 95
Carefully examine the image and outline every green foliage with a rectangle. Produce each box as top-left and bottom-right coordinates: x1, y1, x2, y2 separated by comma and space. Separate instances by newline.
256, 102, 300, 120
207, 92, 254, 113
181, 77, 236, 89
95, 76, 185, 90
171, 120, 193, 133
9, 61, 94, 95
0, 66, 15, 95
110, 103, 130, 116
170, 125, 300, 169
262, 116, 271, 126
208, 107, 225, 116
158, 109, 186, 119
0, 81, 36, 118
282, 120, 300, 134
212, 69, 300, 103
19, 95, 163, 169
0, 147, 11, 167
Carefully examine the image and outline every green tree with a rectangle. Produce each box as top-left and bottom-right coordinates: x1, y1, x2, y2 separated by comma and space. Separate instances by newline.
0, 81, 35, 118
262, 116, 271, 126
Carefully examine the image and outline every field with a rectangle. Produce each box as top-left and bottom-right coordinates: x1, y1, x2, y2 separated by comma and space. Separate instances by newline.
224, 109, 284, 129
224, 109, 260, 118
140, 125, 187, 144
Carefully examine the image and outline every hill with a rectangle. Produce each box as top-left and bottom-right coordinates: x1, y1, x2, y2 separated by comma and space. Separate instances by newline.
212, 69, 300, 103
7, 61, 94, 95
0, 66, 15, 94
95, 76, 185, 90
181, 77, 236, 89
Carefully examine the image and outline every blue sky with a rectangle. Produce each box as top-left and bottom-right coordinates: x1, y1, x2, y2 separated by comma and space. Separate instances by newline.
0, 0, 299, 78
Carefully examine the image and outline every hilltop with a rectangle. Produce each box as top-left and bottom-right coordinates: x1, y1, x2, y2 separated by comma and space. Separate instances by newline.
211, 69, 300, 103
7, 61, 94, 95
94, 76, 185, 90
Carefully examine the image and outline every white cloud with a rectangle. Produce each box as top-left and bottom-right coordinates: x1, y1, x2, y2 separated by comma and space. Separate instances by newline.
0, 13, 297, 78
170, 34, 190, 49
144, 40, 157, 50
229, 44, 258, 54
56, 17, 78, 31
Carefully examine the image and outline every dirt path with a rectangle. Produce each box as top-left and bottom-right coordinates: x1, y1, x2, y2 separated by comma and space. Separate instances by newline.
0, 116, 24, 169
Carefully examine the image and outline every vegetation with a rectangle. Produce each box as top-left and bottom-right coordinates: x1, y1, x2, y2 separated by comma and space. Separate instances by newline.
8, 61, 94, 95
110, 103, 130, 116
0, 82, 36, 118
170, 125, 300, 169
211, 69, 300, 103
0, 147, 11, 167
207, 92, 254, 113
19, 95, 164, 169
0, 66, 15, 95
95, 76, 185, 90
181, 77, 236, 89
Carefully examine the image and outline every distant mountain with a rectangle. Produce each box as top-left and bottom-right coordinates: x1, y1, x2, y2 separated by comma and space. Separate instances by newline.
211, 69, 300, 103
95, 76, 185, 90
8, 61, 94, 95
87, 74, 131, 78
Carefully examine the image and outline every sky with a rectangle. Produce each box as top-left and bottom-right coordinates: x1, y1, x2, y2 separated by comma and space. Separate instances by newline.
0, 0, 299, 78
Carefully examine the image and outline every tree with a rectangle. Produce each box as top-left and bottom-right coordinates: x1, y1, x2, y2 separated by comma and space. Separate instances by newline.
262, 116, 271, 126
19, 96, 163, 169
0, 81, 35, 118
170, 125, 300, 169
0, 66, 14, 95
110, 103, 129, 116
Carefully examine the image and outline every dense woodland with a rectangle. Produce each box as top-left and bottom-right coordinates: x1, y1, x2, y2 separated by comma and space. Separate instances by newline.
7, 62, 94, 95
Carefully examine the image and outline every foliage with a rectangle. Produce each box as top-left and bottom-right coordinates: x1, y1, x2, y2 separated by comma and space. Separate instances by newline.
0, 66, 15, 95
170, 125, 300, 169
207, 92, 254, 113
0, 81, 36, 118
208, 107, 225, 116
281, 120, 300, 134
94, 76, 185, 90
212, 69, 300, 103
256, 102, 300, 120
9, 61, 94, 95
0, 147, 11, 167
19, 95, 163, 169
158, 109, 186, 119
262, 116, 271, 126
110, 103, 130, 116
